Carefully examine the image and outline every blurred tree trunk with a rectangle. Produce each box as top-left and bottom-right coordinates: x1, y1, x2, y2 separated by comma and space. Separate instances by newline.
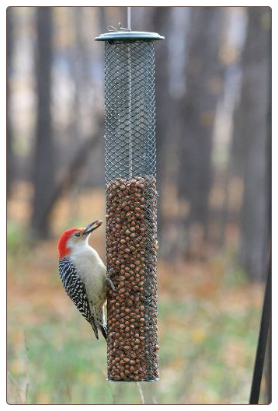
149, 7, 174, 239
7, 7, 14, 198
177, 7, 224, 236
98, 6, 106, 31
40, 124, 102, 227
235, 7, 271, 281
67, 7, 89, 149
31, 7, 55, 238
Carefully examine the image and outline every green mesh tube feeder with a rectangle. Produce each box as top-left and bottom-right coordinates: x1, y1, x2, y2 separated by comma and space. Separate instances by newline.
95, 29, 164, 382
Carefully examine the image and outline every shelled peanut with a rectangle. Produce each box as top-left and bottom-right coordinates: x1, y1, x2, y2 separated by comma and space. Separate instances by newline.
106, 176, 159, 381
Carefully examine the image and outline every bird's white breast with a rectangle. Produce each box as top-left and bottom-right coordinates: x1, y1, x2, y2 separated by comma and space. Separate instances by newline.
70, 243, 106, 304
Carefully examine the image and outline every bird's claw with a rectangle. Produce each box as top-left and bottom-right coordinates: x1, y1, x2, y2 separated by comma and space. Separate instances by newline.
106, 272, 115, 291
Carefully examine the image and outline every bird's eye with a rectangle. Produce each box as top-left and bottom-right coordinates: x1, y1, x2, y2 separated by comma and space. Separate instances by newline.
75, 232, 81, 237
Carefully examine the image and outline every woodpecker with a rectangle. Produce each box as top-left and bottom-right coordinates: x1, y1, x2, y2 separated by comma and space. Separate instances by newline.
57, 220, 108, 340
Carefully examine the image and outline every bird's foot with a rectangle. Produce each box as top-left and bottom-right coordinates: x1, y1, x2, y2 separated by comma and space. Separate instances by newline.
106, 272, 116, 291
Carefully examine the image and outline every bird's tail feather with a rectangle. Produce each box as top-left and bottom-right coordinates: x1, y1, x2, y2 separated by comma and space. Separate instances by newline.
100, 324, 107, 340
91, 323, 99, 339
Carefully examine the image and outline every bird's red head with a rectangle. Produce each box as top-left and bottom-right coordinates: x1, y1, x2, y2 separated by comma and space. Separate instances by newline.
57, 220, 102, 259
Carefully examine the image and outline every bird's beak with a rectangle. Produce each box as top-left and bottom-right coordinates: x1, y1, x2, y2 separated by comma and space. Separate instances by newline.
83, 220, 103, 236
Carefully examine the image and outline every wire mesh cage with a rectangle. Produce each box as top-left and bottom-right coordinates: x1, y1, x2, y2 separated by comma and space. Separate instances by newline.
95, 31, 164, 382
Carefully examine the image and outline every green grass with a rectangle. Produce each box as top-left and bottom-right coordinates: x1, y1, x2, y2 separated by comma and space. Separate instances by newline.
7, 297, 260, 404
7, 220, 24, 256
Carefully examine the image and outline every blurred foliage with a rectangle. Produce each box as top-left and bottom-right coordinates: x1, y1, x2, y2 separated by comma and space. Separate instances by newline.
7, 187, 264, 404
7, 296, 261, 404
7, 220, 23, 255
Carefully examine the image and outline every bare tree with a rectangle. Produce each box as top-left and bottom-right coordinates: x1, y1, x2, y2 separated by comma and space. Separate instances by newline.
177, 7, 225, 234
38, 120, 103, 228
149, 7, 174, 238
235, 7, 271, 281
31, 7, 55, 238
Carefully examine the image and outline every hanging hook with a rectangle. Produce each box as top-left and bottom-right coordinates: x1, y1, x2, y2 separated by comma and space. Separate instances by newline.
107, 8, 132, 32
107, 22, 131, 32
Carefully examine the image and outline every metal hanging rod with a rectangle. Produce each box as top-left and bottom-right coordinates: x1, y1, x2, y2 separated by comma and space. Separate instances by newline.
107, 7, 132, 32
127, 6, 131, 30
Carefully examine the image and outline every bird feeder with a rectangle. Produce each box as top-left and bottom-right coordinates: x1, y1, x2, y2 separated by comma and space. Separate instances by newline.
95, 29, 164, 382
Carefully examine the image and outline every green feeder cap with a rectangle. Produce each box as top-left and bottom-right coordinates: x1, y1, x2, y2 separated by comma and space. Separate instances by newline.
95, 30, 164, 42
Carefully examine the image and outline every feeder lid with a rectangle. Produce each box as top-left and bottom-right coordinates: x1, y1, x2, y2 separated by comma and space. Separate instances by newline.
95, 31, 164, 41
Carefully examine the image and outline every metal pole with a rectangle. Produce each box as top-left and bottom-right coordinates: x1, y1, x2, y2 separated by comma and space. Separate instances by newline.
128, 45, 132, 179
127, 7, 132, 178
249, 259, 271, 404
127, 7, 131, 30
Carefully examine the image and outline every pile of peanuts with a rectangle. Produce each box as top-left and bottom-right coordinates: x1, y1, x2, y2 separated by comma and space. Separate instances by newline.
106, 176, 159, 381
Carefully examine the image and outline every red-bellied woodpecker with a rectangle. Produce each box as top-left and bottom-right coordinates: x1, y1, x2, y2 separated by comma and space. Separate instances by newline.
57, 220, 109, 340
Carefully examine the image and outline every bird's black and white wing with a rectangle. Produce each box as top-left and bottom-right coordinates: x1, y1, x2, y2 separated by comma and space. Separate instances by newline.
58, 257, 99, 339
